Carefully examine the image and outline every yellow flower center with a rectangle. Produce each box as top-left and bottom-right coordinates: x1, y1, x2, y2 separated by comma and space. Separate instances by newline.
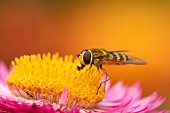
6, 53, 104, 108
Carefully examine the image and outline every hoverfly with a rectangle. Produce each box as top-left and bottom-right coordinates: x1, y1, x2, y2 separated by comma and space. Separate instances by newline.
76, 48, 147, 94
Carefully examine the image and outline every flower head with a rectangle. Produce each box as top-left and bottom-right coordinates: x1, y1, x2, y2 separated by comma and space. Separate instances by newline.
7, 53, 104, 108
0, 53, 168, 113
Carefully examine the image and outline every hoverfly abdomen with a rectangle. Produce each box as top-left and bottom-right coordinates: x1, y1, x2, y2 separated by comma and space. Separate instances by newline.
124, 54, 130, 61
109, 52, 117, 60
118, 53, 124, 61
109, 52, 130, 62
119, 53, 131, 61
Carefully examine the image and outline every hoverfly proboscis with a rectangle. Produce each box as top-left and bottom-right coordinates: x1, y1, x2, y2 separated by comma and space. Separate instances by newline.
76, 48, 147, 94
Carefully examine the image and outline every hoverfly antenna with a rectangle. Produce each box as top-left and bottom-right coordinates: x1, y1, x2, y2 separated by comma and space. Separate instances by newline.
75, 54, 80, 57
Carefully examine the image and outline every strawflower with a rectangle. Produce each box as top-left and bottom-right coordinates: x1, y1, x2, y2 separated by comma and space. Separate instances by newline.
0, 53, 168, 113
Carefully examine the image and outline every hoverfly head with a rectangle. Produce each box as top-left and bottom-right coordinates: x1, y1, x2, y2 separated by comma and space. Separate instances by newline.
81, 50, 92, 65
76, 49, 92, 66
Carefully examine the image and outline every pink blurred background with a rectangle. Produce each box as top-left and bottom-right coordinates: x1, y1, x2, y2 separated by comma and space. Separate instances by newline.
0, 1, 169, 109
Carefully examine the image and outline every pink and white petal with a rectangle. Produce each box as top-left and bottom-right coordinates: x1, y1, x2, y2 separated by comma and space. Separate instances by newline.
59, 86, 68, 106
96, 82, 168, 113
97, 82, 142, 112
0, 82, 12, 95
102, 81, 126, 102
106, 82, 141, 106
147, 96, 166, 111
125, 82, 142, 102
0, 60, 10, 85
121, 92, 159, 112
0, 95, 66, 113
136, 92, 158, 106
108, 105, 148, 113
68, 108, 81, 113
96, 94, 133, 112
148, 110, 169, 113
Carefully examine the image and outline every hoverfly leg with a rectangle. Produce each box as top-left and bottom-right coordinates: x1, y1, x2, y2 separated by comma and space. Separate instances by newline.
102, 68, 111, 92
96, 82, 102, 95
88, 63, 93, 70
99, 64, 102, 69
96, 66, 111, 95
85, 62, 94, 72
77, 66, 81, 71
77, 64, 85, 71
96, 64, 102, 74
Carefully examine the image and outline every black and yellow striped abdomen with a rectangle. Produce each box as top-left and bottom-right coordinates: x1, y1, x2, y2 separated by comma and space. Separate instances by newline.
109, 52, 130, 61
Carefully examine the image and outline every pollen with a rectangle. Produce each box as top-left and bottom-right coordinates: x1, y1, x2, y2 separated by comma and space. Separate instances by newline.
6, 53, 104, 108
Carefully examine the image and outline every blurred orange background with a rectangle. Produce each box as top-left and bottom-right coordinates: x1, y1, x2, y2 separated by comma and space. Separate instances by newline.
0, 1, 169, 109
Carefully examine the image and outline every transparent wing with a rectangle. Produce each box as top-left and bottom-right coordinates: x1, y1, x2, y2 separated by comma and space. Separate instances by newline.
103, 54, 147, 65
121, 55, 147, 65
108, 50, 130, 52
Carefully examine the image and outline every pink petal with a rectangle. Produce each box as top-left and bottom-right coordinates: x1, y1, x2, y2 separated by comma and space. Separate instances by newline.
0, 95, 65, 113
101, 82, 142, 107
59, 86, 68, 106
148, 110, 169, 113
125, 82, 142, 102
0, 60, 10, 86
103, 81, 126, 101
68, 108, 81, 113
96, 81, 168, 113
120, 92, 158, 112
148, 96, 166, 111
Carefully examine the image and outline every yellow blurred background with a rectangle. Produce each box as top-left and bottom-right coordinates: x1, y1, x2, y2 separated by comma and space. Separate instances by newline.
0, 1, 169, 109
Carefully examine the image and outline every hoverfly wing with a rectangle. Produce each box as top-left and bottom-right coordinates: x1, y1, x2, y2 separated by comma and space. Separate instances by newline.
105, 52, 147, 65
109, 50, 130, 52
121, 55, 147, 65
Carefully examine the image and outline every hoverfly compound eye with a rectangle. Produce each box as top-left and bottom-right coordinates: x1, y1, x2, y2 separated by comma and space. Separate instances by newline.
83, 50, 91, 64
